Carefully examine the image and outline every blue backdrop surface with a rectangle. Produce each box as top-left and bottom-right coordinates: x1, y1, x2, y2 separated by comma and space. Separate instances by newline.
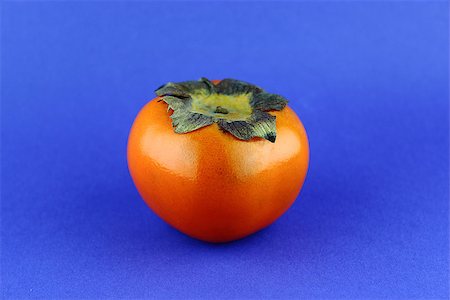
2, 1, 449, 299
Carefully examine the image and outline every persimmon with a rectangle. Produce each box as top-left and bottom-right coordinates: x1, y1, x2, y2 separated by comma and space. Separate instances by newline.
127, 78, 309, 243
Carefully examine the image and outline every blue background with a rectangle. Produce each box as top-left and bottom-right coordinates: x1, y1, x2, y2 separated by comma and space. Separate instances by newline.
2, 1, 449, 299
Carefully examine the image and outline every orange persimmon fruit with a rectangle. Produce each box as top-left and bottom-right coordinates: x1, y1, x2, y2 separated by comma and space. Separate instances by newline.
127, 78, 309, 243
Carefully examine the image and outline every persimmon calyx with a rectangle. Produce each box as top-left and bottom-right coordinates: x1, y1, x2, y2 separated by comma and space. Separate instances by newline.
155, 78, 288, 143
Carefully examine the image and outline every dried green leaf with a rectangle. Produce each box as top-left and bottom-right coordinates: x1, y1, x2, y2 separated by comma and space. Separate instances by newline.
218, 111, 277, 143
249, 110, 277, 142
155, 82, 191, 98
217, 120, 254, 141
215, 79, 264, 96
160, 96, 187, 111
250, 93, 288, 111
171, 108, 214, 133
200, 77, 216, 94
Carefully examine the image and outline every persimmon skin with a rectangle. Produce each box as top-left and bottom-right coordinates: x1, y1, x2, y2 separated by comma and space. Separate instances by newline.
127, 97, 309, 243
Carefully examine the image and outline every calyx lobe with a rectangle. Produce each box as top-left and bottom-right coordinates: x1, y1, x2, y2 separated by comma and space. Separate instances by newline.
155, 78, 288, 143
